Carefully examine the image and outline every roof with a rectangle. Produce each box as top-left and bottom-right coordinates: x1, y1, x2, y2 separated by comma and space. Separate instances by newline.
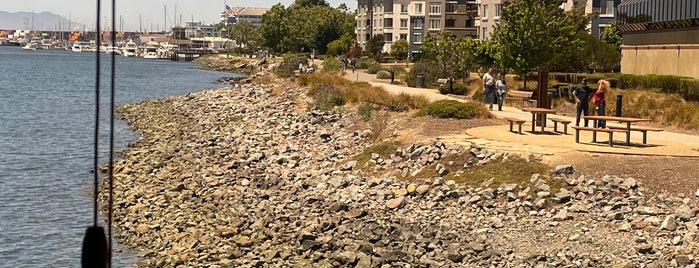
224, 7, 269, 17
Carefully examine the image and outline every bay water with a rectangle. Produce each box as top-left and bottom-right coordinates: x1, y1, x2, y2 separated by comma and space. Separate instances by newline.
0, 46, 236, 267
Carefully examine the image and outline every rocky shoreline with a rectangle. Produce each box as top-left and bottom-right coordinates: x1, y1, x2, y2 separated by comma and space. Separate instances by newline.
103, 76, 699, 267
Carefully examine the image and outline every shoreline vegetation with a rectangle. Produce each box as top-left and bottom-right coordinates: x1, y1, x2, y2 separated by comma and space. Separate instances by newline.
100, 56, 699, 267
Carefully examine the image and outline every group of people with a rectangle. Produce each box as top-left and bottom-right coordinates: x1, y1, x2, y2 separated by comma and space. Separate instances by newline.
341, 58, 356, 73
481, 67, 610, 128
573, 78, 610, 128
298, 62, 315, 74
482, 68, 507, 111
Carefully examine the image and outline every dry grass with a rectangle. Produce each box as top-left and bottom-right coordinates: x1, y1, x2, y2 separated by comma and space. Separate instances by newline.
604, 88, 699, 130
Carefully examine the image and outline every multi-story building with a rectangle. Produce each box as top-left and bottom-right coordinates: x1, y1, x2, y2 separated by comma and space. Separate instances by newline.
617, 0, 699, 78
476, 0, 617, 40
356, 0, 478, 55
220, 7, 268, 28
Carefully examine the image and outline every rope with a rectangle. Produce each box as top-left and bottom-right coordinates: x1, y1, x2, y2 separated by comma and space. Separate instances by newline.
107, 0, 117, 266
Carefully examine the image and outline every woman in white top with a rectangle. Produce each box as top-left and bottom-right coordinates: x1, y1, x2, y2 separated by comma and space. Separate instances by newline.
495, 75, 507, 111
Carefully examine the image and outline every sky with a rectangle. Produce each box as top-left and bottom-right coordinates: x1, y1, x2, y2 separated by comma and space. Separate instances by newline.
2, 0, 357, 31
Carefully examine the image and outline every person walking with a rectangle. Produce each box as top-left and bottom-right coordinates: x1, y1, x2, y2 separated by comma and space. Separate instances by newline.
573, 78, 593, 127
495, 74, 507, 111
482, 68, 496, 111
593, 79, 609, 128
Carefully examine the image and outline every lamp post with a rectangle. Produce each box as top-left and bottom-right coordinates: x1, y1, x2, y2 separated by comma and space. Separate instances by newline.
221, 28, 228, 57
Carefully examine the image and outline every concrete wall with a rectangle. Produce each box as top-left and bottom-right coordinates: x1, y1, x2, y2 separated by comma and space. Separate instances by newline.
621, 44, 699, 79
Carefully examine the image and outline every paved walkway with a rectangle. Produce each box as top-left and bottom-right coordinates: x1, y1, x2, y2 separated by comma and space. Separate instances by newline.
341, 69, 699, 158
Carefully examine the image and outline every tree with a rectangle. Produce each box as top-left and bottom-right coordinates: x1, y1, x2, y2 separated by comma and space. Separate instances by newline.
366, 34, 385, 57
236, 22, 258, 55
390, 39, 409, 61
257, 4, 288, 54
601, 21, 622, 50
420, 31, 478, 81
326, 33, 354, 56
292, 0, 329, 8
491, 0, 581, 93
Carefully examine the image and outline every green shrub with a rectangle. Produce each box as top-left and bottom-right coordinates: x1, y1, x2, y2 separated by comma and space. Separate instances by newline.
322, 57, 343, 72
311, 84, 345, 111
438, 81, 469, 95
376, 70, 391, 79
358, 102, 373, 122
390, 66, 407, 74
367, 63, 383, 74
404, 72, 417, 87
409, 59, 442, 86
679, 79, 699, 101
472, 89, 485, 102
356, 59, 377, 69
276, 53, 307, 77
415, 100, 490, 119
617, 73, 699, 101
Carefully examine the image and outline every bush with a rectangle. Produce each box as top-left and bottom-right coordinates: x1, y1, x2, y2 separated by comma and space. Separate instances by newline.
367, 63, 382, 74
356, 59, 378, 69
415, 100, 490, 119
311, 84, 345, 111
438, 81, 469, 95
376, 70, 391, 79
409, 60, 442, 87
275, 53, 307, 77
358, 102, 373, 122
472, 89, 484, 102
404, 72, 417, 87
617, 73, 699, 101
322, 57, 343, 72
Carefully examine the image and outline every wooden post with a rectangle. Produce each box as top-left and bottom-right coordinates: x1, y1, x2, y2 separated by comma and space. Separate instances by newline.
536, 71, 549, 127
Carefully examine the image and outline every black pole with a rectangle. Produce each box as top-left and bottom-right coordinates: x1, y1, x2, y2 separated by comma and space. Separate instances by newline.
615, 94, 622, 116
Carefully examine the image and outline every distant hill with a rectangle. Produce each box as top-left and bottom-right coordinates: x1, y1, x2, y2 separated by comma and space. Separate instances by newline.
0, 11, 79, 31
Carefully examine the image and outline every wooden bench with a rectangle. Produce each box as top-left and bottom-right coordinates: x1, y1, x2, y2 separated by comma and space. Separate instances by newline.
504, 90, 536, 107
549, 118, 572, 135
572, 126, 626, 146
504, 117, 526, 134
606, 125, 664, 144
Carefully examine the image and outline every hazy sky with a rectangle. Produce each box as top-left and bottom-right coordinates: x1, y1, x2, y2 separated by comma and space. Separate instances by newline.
2, 0, 357, 31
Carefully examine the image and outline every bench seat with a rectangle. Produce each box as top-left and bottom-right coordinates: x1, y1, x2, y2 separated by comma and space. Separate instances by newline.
606, 125, 663, 144
572, 126, 626, 146
504, 90, 535, 107
504, 117, 526, 134
549, 118, 572, 135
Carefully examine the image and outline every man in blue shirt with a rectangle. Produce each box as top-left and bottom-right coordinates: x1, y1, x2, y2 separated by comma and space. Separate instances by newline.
573, 78, 593, 127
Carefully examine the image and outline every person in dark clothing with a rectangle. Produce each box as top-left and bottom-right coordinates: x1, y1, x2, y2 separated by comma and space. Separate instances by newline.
573, 78, 593, 127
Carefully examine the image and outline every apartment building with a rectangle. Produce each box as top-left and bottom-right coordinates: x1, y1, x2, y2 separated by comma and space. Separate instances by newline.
356, 0, 478, 55
476, 0, 617, 40
220, 7, 269, 28
617, 0, 699, 78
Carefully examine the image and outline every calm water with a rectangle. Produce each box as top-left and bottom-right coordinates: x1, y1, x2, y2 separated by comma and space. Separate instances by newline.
0, 46, 235, 267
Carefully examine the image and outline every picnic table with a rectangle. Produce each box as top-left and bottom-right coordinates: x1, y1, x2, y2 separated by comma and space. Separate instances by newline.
583, 115, 654, 145
520, 107, 557, 133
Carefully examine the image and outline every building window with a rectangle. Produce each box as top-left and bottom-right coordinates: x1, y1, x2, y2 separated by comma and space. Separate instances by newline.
413, 34, 423, 44
415, 3, 423, 13
430, 3, 441, 15
482, 27, 488, 39
401, 4, 408, 13
384, 18, 393, 27
384, 33, 393, 42
601, 0, 614, 16
400, 19, 408, 28
400, 33, 407, 40
482, 4, 488, 19
465, 19, 475, 28
429, 19, 441, 29
495, 4, 501, 17
414, 19, 423, 29
447, 4, 457, 13
445, 19, 455, 27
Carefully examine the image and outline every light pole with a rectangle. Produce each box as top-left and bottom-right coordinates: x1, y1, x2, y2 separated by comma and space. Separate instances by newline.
221, 28, 228, 57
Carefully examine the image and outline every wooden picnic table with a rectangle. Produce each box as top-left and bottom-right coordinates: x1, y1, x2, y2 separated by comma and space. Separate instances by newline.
583, 115, 652, 145
520, 107, 557, 133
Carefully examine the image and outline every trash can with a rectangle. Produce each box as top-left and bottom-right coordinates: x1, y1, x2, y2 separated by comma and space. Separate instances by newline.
416, 75, 425, 88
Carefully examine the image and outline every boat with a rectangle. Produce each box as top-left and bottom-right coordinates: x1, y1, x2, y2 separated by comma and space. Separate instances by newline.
141, 41, 159, 59
21, 42, 39, 51
122, 40, 139, 57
